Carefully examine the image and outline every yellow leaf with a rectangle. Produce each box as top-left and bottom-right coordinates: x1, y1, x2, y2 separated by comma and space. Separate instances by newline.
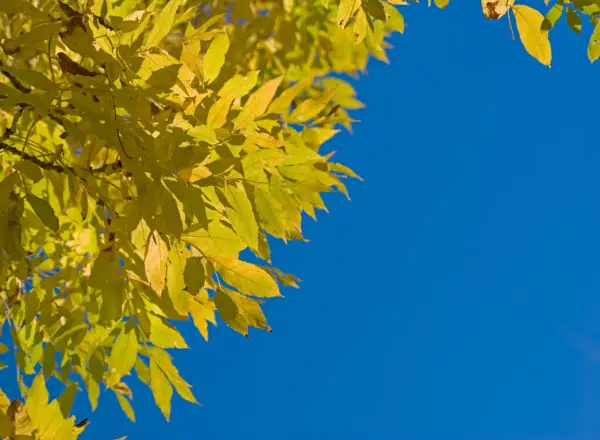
145, 0, 184, 47
150, 360, 172, 421
225, 185, 259, 251
219, 71, 259, 99
188, 124, 218, 145
513, 5, 552, 66
108, 329, 139, 379
352, 9, 369, 44
203, 33, 229, 84
181, 40, 202, 79
382, 3, 405, 33
289, 87, 339, 123
337, 0, 361, 27
234, 76, 283, 129
25, 373, 48, 423
183, 220, 246, 257
145, 232, 168, 294
213, 257, 281, 298
148, 347, 197, 404
206, 95, 234, 129
589, 22, 600, 63
148, 314, 188, 349
268, 76, 313, 114
167, 243, 189, 315
0, 410, 11, 438
115, 393, 136, 422
189, 294, 214, 340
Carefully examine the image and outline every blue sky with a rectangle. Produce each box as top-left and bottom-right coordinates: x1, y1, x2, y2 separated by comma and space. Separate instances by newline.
4, 3, 600, 439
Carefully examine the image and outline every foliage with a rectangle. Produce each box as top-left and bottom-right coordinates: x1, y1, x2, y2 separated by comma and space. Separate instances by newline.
0, 0, 596, 438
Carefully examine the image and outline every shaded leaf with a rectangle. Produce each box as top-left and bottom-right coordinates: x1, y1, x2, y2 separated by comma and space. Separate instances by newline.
27, 195, 59, 232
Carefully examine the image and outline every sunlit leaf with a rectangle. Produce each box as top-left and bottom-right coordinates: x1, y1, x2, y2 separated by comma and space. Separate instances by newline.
145, 232, 168, 294
513, 5, 552, 66
150, 360, 173, 421
145, 0, 184, 47
108, 329, 139, 379
203, 33, 229, 84
213, 256, 281, 298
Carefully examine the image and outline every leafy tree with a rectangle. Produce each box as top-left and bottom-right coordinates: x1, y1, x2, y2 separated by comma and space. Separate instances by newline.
0, 0, 596, 437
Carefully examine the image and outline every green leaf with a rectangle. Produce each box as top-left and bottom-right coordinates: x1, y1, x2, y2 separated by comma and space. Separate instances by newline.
573, 0, 600, 15
214, 288, 247, 335
108, 329, 139, 379
513, 5, 552, 66
184, 256, 205, 293
150, 360, 173, 421
203, 33, 230, 84
15, 161, 43, 183
27, 194, 59, 232
566, 5, 582, 33
0, 0, 48, 18
542, 0, 564, 31
215, 288, 270, 335
57, 383, 77, 418
42, 343, 55, 378
0, 67, 56, 91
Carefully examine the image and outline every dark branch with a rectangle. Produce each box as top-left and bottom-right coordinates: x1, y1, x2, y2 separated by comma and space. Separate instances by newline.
0, 140, 64, 172
0, 139, 122, 175
0, 68, 31, 94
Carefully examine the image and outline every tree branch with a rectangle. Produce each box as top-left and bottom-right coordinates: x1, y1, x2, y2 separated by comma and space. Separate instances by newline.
0, 138, 122, 175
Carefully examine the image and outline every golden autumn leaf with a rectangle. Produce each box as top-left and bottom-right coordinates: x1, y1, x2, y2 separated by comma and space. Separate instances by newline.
512, 5, 552, 66
481, 0, 514, 20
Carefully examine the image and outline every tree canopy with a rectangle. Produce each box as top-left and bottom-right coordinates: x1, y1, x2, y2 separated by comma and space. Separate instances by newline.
0, 0, 597, 438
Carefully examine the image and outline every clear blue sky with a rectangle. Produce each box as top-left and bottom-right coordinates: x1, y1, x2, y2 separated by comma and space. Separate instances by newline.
5, 3, 600, 439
